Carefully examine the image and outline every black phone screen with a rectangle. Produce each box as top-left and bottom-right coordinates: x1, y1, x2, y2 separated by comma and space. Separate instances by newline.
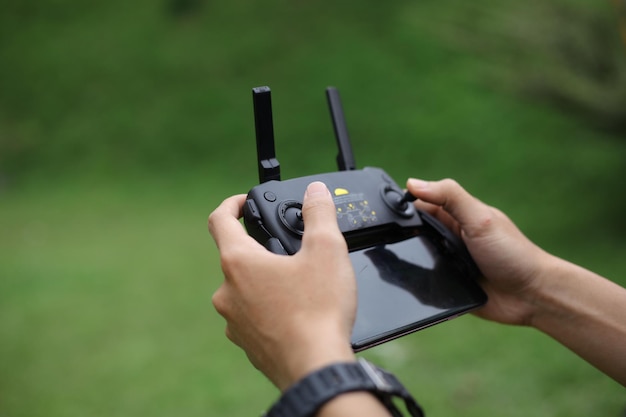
350, 235, 486, 351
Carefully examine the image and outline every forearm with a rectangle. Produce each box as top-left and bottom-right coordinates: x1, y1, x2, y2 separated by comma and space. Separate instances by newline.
531, 255, 626, 386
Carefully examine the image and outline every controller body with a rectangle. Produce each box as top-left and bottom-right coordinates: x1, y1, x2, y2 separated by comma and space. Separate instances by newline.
243, 166, 478, 279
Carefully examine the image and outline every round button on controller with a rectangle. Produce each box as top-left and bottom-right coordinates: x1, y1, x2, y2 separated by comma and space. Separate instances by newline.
278, 200, 304, 235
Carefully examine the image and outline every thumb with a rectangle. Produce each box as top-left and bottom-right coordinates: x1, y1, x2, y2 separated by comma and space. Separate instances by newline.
407, 178, 493, 236
300, 181, 346, 251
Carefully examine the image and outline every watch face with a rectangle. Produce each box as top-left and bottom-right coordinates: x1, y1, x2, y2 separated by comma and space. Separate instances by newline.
350, 235, 486, 351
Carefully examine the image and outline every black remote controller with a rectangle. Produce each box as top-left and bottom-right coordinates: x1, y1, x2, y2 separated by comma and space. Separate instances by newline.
243, 86, 486, 351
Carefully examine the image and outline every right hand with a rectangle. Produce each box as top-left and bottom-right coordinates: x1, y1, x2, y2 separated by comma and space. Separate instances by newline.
406, 178, 553, 327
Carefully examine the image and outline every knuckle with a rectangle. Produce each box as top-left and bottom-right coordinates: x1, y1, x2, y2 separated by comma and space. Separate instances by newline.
224, 326, 234, 342
211, 287, 229, 316
207, 210, 219, 233
466, 207, 501, 238
439, 178, 462, 198
438, 178, 463, 197
477, 211, 496, 230
440, 178, 460, 189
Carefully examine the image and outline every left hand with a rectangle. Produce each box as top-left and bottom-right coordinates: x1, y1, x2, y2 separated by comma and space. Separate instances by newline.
208, 182, 357, 391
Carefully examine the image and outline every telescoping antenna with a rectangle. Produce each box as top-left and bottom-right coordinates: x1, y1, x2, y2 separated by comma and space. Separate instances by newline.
326, 87, 356, 171
253, 86, 281, 183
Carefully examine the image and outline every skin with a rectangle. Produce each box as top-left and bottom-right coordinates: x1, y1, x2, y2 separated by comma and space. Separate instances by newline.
208, 178, 626, 416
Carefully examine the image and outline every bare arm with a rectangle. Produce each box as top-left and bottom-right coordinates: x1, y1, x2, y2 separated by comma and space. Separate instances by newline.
530, 257, 626, 385
407, 178, 626, 386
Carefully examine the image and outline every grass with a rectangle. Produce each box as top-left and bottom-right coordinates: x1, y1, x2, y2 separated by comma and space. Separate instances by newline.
0, 171, 274, 417
1, 167, 625, 417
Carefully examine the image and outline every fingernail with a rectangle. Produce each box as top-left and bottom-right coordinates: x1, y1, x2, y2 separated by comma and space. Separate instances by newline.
407, 178, 429, 190
306, 181, 330, 197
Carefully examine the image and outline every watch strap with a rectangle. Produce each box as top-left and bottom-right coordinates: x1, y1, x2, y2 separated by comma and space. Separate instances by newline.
263, 358, 424, 417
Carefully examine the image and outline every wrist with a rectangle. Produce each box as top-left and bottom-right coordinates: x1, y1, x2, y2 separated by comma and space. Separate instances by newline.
265, 358, 425, 417
496, 249, 565, 328
273, 330, 357, 392
278, 337, 356, 392
526, 255, 589, 330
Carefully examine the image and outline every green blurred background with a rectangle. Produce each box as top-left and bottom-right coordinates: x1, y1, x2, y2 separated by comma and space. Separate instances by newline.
1, 0, 625, 415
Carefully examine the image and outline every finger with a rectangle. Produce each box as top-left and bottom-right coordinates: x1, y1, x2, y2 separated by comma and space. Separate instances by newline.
300, 182, 346, 250
407, 178, 493, 236
413, 199, 462, 236
301, 182, 339, 231
208, 194, 252, 251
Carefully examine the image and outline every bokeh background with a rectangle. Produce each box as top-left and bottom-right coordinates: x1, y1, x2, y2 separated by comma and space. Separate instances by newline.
1, 0, 626, 416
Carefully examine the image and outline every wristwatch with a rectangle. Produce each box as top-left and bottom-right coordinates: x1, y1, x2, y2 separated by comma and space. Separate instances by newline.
263, 358, 424, 417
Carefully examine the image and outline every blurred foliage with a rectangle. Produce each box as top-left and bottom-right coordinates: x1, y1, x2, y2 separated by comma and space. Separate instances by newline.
414, 0, 626, 133
1, 0, 624, 179
0, 0, 413, 177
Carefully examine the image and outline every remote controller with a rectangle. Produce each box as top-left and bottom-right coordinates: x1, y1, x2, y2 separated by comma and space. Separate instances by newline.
242, 86, 486, 351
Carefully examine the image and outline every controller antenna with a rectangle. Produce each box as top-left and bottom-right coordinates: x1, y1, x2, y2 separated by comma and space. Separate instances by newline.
253, 86, 281, 183
326, 87, 356, 171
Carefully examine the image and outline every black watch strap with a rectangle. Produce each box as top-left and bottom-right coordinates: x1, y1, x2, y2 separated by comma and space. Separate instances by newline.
263, 358, 424, 417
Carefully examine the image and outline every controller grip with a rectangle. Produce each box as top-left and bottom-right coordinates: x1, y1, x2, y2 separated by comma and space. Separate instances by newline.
265, 237, 288, 255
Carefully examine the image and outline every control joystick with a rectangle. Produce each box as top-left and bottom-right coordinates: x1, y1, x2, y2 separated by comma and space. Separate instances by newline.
278, 200, 304, 235
382, 185, 415, 218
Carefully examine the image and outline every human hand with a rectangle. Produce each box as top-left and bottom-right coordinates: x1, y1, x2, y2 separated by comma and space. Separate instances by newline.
407, 178, 626, 385
208, 182, 357, 391
406, 178, 553, 326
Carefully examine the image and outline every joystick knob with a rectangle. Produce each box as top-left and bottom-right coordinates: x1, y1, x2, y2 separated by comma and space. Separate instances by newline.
381, 185, 415, 218
278, 200, 304, 235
